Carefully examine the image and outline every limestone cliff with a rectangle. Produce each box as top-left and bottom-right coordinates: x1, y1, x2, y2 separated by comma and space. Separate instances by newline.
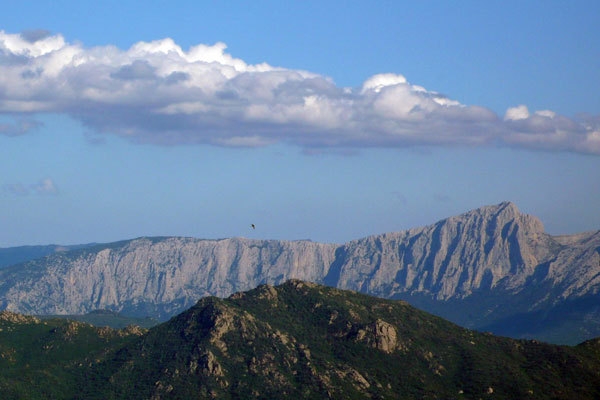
331, 201, 558, 299
0, 238, 336, 319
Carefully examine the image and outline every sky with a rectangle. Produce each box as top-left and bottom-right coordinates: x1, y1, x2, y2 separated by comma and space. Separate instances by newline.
1, 1, 599, 247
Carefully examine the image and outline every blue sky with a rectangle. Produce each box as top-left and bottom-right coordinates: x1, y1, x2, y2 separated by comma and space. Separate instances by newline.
1, 1, 599, 247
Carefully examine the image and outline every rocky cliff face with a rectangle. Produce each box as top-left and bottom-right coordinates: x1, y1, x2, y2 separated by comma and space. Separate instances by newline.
0, 237, 336, 319
1, 202, 599, 342
331, 201, 559, 299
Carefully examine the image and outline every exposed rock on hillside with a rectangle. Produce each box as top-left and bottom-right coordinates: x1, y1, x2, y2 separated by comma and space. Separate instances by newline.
0, 311, 40, 324
353, 319, 400, 353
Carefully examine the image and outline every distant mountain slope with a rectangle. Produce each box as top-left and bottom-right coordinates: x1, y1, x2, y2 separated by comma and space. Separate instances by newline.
0, 237, 337, 319
1, 202, 599, 343
91, 281, 600, 399
0, 243, 95, 268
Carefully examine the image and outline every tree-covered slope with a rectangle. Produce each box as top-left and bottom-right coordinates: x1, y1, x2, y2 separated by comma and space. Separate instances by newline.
0, 311, 143, 399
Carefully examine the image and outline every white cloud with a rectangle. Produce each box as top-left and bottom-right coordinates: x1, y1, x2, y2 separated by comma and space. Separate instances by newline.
535, 110, 556, 118
2, 178, 58, 196
360, 73, 407, 93
0, 30, 599, 154
504, 105, 530, 121
0, 30, 65, 57
33, 178, 59, 195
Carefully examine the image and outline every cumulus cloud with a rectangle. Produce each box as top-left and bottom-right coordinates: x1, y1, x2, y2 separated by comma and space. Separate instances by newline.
0, 30, 598, 154
504, 105, 530, 121
3, 178, 59, 196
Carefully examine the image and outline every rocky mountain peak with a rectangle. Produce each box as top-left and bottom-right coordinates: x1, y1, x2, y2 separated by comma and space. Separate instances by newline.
446, 201, 544, 234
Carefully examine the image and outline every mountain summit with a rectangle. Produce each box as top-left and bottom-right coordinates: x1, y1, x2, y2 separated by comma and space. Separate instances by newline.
1, 202, 599, 343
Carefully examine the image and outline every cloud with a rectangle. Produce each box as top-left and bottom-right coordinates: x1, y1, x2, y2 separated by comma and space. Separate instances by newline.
504, 105, 530, 121
110, 60, 157, 81
0, 117, 42, 136
33, 178, 59, 195
3, 178, 59, 196
0, 30, 598, 154
20, 29, 52, 43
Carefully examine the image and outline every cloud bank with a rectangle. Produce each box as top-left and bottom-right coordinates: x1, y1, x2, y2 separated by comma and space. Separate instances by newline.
1, 31, 598, 154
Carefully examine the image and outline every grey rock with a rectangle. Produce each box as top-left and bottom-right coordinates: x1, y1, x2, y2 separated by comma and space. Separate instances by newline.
0, 237, 337, 319
333, 201, 558, 299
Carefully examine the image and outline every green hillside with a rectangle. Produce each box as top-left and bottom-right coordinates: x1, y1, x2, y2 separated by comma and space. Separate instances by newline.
0, 312, 143, 399
96, 281, 600, 399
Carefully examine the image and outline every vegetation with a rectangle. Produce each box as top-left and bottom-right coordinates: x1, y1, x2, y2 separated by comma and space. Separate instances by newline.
1, 281, 600, 398
39, 309, 159, 329
0, 312, 141, 399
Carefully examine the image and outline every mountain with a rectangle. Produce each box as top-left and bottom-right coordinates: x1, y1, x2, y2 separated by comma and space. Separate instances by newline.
0, 243, 96, 269
0, 237, 336, 319
1, 202, 599, 344
2, 281, 600, 399
330, 202, 600, 344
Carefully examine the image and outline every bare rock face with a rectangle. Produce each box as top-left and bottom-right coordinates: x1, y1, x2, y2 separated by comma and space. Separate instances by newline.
332, 201, 553, 299
0, 238, 337, 319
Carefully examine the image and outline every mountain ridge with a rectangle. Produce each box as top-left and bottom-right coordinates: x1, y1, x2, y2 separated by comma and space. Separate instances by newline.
1, 201, 599, 344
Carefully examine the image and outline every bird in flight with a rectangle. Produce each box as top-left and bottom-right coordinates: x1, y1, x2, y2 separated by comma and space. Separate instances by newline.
251, 224, 255, 229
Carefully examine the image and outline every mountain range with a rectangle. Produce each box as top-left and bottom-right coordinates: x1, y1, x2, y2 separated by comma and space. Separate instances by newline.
2, 281, 600, 399
1, 201, 599, 344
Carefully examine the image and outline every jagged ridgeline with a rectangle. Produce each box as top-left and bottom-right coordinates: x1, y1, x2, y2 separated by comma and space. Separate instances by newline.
1, 201, 600, 344
2, 281, 600, 399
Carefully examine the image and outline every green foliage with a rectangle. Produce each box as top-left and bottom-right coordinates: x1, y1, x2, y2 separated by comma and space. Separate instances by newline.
40, 310, 159, 329
0, 315, 139, 399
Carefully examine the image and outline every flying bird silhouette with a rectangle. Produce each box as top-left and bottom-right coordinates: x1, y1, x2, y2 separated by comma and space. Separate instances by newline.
251, 224, 255, 229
